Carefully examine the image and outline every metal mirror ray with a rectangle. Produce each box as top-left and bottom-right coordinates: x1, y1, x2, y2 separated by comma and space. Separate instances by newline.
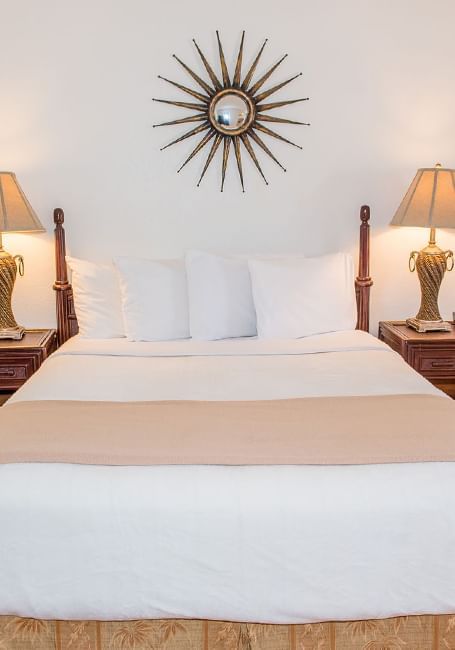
153, 32, 309, 191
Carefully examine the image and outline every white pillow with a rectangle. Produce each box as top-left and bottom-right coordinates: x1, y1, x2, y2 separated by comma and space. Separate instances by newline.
185, 250, 257, 340
114, 257, 190, 341
248, 253, 357, 339
66, 256, 125, 339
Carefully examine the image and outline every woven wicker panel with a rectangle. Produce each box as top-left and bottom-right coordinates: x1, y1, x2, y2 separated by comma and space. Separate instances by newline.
1, 614, 454, 649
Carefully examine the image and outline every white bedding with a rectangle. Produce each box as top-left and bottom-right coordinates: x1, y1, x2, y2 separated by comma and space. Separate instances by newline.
8, 330, 441, 403
1, 330, 455, 623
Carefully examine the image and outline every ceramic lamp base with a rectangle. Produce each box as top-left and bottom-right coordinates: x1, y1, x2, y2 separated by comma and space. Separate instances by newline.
0, 247, 24, 339
0, 325, 25, 340
406, 317, 452, 333
407, 233, 454, 334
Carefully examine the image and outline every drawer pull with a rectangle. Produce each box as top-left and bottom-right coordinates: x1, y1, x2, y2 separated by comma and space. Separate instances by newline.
431, 360, 454, 368
0, 368, 15, 377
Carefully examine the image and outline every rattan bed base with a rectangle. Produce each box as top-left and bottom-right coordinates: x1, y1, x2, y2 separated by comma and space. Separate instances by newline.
1, 614, 454, 649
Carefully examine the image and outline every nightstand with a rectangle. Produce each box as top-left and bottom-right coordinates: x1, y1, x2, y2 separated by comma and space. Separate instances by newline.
378, 321, 455, 398
0, 329, 57, 404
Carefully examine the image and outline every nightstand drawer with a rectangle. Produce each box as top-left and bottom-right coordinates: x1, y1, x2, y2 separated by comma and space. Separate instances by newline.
420, 356, 455, 371
0, 364, 27, 379
0, 330, 57, 396
379, 321, 455, 398
415, 349, 455, 376
0, 357, 36, 389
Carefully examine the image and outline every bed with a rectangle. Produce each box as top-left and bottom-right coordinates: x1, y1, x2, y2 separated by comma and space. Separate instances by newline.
0, 206, 454, 650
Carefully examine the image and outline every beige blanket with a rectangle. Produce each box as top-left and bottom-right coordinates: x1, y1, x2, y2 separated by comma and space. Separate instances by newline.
1, 395, 455, 465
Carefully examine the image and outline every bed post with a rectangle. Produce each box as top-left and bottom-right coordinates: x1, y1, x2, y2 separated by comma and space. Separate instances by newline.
53, 208, 78, 345
356, 205, 372, 332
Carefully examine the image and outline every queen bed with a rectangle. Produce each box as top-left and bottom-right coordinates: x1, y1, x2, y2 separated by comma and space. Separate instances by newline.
0, 207, 454, 650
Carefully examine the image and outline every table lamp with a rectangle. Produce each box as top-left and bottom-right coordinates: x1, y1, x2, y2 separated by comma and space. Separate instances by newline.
0, 172, 45, 340
390, 163, 455, 332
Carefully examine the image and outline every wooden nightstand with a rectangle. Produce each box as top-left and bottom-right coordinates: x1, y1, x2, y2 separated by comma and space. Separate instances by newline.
0, 329, 57, 404
378, 320, 455, 398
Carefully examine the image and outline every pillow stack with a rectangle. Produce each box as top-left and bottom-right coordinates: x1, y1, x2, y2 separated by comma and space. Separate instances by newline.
185, 250, 257, 340
115, 257, 189, 341
66, 250, 357, 341
66, 257, 124, 339
249, 253, 357, 338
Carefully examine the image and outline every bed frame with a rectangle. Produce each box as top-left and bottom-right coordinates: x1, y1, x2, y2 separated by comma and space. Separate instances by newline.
5, 208, 447, 648
53, 205, 373, 345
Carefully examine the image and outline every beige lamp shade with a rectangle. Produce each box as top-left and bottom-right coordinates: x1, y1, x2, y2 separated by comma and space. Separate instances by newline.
390, 166, 455, 229
0, 172, 44, 233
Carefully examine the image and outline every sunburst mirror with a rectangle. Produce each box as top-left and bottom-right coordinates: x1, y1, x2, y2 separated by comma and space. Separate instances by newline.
153, 32, 309, 191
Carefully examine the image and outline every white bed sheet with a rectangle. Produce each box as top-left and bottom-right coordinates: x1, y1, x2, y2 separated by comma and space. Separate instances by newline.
1, 330, 455, 623
8, 330, 442, 403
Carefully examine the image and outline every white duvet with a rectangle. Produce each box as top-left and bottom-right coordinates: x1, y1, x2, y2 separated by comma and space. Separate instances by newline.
1, 330, 455, 623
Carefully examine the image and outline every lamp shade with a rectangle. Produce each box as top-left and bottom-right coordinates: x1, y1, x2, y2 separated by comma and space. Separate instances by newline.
390, 165, 455, 229
0, 172, 44, 233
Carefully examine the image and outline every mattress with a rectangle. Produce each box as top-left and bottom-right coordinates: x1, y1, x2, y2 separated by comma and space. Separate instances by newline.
1, 330, 455, 623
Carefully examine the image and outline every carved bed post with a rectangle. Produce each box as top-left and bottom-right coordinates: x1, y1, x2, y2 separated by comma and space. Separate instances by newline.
356, 205, 373, 332
53, 208, 78, 345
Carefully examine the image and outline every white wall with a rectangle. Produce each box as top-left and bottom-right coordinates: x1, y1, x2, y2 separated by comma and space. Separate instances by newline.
1, 0, 455, 333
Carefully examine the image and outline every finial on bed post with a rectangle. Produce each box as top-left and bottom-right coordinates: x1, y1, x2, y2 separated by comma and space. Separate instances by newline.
356, 205, 373, 332
53, 208, 78, 345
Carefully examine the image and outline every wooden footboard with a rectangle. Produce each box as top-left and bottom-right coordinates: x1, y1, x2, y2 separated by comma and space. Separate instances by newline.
0, 614, 453, 649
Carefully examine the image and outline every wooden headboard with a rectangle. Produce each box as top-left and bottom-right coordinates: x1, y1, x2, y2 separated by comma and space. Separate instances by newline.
53, 205, 373, 346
